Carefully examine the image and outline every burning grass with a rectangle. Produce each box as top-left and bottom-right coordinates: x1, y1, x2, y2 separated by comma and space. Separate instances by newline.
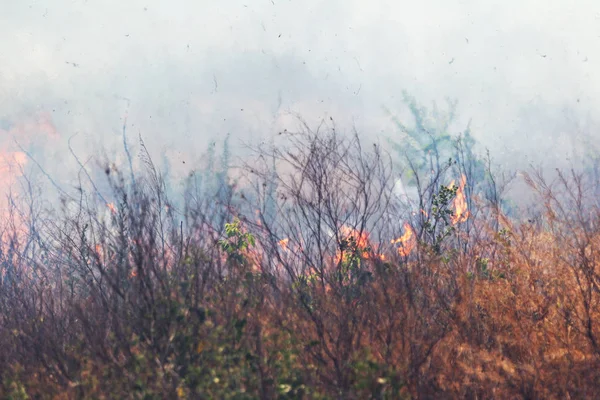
1, 128, 600, 399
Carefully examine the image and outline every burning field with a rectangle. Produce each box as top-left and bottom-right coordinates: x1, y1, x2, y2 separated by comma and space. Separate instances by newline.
1, 115, 600, 399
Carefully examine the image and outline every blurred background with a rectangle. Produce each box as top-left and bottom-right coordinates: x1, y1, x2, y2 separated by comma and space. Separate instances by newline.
1, 0, 598, 195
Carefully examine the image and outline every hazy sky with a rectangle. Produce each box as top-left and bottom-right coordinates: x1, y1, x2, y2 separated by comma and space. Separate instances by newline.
1, 0, 599, 187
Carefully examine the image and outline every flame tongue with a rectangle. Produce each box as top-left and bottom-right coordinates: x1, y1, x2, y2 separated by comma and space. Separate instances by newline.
107, 203, 117, 215
334, 225, 386, 261
339, 226, 370, 250
450, 174, 469, 225
278, 238, 289, 251
391, 222, 416, 257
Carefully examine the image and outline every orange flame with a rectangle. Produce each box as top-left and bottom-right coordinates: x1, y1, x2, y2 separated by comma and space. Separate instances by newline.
339, 226, 370, 250
0, 112, 58, 235
95, 244, 103, 259
278, 238, 290, 251
107, 203, 117, 215
449, 174, 470, 225
391, 222, 416, 257
335, 225, 384, 262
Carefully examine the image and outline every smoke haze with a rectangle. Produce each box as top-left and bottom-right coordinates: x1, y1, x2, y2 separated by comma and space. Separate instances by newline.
1, 0, 599, 191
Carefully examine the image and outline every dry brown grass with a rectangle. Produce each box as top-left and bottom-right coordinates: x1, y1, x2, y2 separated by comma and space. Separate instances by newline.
2, 132, 600, 399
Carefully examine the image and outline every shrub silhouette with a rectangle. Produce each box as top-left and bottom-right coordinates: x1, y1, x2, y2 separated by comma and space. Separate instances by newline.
1, 116, 600, 399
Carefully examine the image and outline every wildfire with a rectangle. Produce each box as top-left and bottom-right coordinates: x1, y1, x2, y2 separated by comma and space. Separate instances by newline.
448, 174, 470, 225
0, 111, 59, 232
339, 226, 370, 250
391, 222, 416, 257
278, 238, 289, 251
95, 244, 103, 259
0, 151, 28, 184
107, 203, 117, 215
335, 225, 386, 262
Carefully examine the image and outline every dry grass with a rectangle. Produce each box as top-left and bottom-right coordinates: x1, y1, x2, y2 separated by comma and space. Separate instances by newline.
1, 131, 600, 399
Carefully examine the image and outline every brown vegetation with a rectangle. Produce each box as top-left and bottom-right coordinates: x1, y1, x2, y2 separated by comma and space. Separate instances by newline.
1, 127, 600, 399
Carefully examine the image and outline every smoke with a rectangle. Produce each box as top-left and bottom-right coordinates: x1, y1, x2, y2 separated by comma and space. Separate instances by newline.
1, 0, 599, 200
